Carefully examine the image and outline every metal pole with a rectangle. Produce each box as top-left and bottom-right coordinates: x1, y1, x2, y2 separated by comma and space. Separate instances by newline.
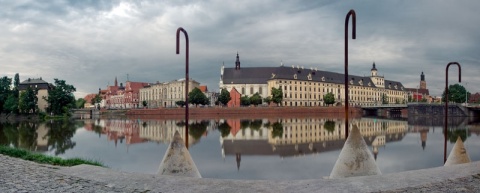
176, 27, 190, 149
344, 9, 356, 140
444, 62, 461, 163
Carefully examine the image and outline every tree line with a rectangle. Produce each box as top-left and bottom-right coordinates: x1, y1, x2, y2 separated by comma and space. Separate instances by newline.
0, 73, 77, 117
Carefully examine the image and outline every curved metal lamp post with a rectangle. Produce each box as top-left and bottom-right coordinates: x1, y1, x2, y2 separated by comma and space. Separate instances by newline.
344, 9, 356, 139
176, 27, 190, 149
444, 62, 461, 163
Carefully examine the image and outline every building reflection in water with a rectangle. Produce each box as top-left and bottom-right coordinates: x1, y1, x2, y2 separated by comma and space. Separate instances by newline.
84, 119, 216, 150
220, 118, 408, 170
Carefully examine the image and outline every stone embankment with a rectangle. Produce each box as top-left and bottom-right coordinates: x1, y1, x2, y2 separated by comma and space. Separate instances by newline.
1, 154, 480, 193
125, 106, 363, 119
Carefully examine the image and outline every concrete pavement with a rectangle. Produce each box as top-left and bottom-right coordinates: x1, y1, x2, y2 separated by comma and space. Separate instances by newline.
1, 154, 479, 193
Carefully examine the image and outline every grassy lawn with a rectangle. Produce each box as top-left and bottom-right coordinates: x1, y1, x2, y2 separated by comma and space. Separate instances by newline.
0, 145, 104, 167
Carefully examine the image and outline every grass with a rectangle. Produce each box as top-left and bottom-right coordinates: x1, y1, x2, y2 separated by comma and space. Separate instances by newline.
0, 145, 105, 167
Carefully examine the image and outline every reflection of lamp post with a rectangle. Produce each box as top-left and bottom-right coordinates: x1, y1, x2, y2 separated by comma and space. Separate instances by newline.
464, 83, 467, 105
444, 62, 461, 163
416, 86, 419, 103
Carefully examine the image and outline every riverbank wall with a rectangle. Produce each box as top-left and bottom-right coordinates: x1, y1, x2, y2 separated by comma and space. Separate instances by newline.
124, 106, 363, 120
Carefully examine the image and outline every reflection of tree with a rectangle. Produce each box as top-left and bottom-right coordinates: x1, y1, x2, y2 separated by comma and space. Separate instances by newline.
240, 120, 250, 130
46, 120, 78, 155
189, 121, 209, 140
217, 122, 231, 137
250, 120, 262, 131
447, 129, 468, 143
91, 123, 104, 138
324, 120, 335, 133
271, 122, 283, 138
0, 122, 20, 147
18, 122, 38, 150
176, 121, 186, 127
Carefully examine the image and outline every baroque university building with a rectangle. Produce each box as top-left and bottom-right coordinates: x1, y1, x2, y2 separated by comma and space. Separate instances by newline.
220, 53, 408, 107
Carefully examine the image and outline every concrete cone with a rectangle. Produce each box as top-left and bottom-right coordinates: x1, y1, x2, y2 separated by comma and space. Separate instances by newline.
329, 125, 381, 178
444, 136, 471, 166
158, 131, 201, 178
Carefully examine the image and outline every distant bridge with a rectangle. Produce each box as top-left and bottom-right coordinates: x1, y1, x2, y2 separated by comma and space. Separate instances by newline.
72, 109, 100, 119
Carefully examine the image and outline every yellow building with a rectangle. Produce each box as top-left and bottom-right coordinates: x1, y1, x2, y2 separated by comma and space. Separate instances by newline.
220, 53, 408, 107
267, 63, 408, 106
18, 78, 52, 112
139, 78, 200, 108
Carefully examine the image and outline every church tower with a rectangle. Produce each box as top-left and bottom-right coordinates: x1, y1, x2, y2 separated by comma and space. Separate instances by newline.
235, 52, 241, 70
369, 62, 384, 88
420, 72, 426, 89
371, 62, 378, 77
114, 77, 118, 87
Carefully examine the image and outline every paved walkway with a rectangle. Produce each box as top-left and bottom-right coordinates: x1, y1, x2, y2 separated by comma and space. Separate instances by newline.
1, 154, 479, 193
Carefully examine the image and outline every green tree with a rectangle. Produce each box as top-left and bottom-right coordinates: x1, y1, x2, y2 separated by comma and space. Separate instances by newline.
249, 92, 262, 106
240, 96, 250, 106
0, 76, 12, 113
19, 87, 38, 114
323, 92, 335, 106
263, 96, 272, 105
91, 94, 102, 105
13, 73, 20, 90
76, 98, 86, 109
4, 93, 19, 114
442, 84, 469, 103
45, 79, 76, 115
188, 87, 209, 107
271, 87, 283, 106
142, 100, 147, 107
218, 88, 231, 106
382, 93, 389, 104
175, 100, 186, 107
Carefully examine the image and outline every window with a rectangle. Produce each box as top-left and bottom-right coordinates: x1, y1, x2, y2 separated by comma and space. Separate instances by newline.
250, 87, 253, 94
259, 87, 263, 94
242, 87, 245, 94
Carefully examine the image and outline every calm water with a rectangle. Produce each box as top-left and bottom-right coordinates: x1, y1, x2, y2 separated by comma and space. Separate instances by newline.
0, 116, 479, 180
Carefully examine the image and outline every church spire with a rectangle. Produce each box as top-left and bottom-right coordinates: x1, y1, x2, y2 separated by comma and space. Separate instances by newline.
421, 71, 425, 81
114, 76, 118, 87
235, 52, 241, 70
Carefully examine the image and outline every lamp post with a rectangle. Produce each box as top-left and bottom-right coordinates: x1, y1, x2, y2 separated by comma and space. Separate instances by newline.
444, 62, 461, 163
176, 27, 189, 149
344, 9, 356, 139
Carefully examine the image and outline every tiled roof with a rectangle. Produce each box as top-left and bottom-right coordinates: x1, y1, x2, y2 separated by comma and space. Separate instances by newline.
84, 94, 97, 102
126, 82, 149, 92
18, 78, 51, 90
199, 85, 208, 92
223, 66, 406, 91
20, 78, 48, 84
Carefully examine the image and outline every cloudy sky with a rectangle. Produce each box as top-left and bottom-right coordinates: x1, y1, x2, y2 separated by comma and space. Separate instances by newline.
1, 0, 478, 99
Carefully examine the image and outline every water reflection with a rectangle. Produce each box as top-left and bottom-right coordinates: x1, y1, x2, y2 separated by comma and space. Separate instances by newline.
0, 120, 78, 154
0, 116, 479, 180
220, 118, 408, 161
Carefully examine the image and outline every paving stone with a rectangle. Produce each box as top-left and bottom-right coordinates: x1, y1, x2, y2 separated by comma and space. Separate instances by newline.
1, 154, 479, 193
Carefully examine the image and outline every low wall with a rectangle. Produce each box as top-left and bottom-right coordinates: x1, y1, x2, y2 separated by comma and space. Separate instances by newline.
125, 106, 362, 120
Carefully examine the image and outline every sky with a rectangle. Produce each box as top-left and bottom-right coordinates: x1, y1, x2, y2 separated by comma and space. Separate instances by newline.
1, 0, 479, 99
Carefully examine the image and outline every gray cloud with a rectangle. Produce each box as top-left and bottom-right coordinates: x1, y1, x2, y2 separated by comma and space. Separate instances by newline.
0, 0, 478, 98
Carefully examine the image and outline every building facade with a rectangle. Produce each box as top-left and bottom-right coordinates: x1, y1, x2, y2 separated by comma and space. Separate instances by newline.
18, 78, 52, 112
139, 78, 200, 108
103, 77, 149, 109
220, 54, 408, 107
